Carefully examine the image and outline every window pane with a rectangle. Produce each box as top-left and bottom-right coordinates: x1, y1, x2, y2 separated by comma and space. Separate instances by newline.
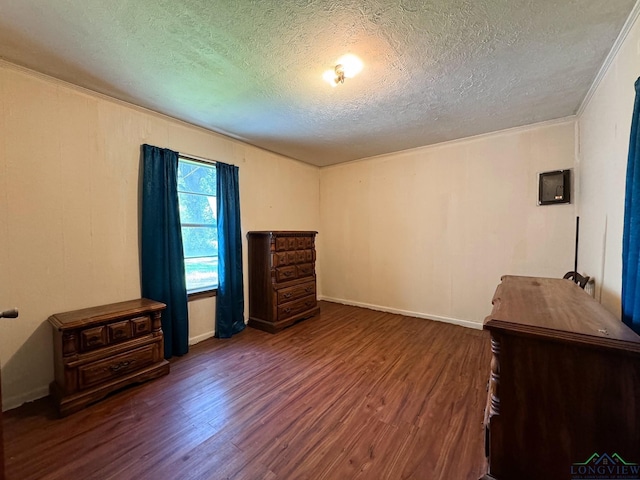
185, 257, 218, 291
181, 226, 217, 258
178, 157, 217, 293
178, 159, 216, 196
178, 192, 216, 225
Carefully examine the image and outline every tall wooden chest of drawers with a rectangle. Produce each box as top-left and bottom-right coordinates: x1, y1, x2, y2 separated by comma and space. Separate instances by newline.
248, 231, 319, 333
48, 298, 170, 416
481, 276, 640, 480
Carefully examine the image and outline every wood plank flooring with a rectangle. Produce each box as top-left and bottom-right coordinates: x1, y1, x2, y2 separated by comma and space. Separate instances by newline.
4, 301, 491, 480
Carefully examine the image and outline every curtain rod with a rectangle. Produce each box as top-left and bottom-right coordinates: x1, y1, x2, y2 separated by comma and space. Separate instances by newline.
179, 152, 236, 168
179, 152, 217, 165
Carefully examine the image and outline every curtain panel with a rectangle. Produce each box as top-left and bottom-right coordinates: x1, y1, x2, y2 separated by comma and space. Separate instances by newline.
215, 162, 245, 338
140, 144, 189, 357
622, 77, 640, 335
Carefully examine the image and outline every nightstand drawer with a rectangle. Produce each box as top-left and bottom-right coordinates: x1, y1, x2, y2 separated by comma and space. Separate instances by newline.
78, 344, 156, 390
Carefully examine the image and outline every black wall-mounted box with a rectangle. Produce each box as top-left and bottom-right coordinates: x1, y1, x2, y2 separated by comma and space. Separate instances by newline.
538, 169, 571, 205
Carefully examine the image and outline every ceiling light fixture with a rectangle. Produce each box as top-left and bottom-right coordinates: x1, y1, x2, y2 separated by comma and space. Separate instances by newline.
335, 64, 345, 84
323, 54, 363, 87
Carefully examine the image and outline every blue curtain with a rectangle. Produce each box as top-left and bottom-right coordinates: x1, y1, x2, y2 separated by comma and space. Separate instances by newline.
215, 162, 246, 338
622, 77, 640, 335
141, 144, 189, 357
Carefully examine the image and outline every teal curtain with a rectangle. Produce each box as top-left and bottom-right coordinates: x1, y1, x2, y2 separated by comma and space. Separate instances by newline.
141, 144, 189, 357
215, 162, 245, 338
622, 77, 640, 335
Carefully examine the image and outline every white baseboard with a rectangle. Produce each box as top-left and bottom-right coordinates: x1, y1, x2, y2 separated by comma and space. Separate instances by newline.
189, 331, 215, 345
3, 385, 50, 412
318, 296, 483, 330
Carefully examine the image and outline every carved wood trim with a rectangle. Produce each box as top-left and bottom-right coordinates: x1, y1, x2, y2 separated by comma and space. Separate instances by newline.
489, 334, 500, 417
151, 311, 163, 337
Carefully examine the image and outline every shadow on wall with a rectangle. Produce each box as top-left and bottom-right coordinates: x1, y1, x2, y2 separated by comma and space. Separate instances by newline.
2, 320, 54, 412
599, 284, 622, 318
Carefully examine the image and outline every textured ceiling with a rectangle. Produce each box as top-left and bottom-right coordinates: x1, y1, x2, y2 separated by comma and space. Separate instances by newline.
0, 1, 636, 166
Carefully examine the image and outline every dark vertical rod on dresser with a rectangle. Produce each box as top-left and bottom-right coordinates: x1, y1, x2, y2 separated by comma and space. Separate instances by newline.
574, 216, 580, 277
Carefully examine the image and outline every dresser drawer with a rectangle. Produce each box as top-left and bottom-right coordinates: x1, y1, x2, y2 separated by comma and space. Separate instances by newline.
78, 344, 156, 390
275, 237, 288, 251
274, 251, 299, 266
275, 236, 298, 251
277, 281, 316, 304
295, 250, 314, 264
80, 326, 107, 351
297, 263, 314, 278
276, 265, 297, 282
131, 316, 151, 336
108, 320, 131, 343
278, 295, 317, 321
273, 252, 287, 267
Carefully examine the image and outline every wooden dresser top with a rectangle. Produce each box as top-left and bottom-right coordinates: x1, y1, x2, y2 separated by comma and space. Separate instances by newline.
48, 298, 166, 330
484, 275, 640, 352
247, 231, 318, 237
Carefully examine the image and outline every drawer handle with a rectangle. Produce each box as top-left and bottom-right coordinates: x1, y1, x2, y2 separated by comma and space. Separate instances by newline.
87, 336, 101, 346
283, 271, 293, 277
109, 360, 134, 372
137, 323, 146, 331
114, 330, 126, 338
283, 293, 293, 299
283, 308, 292, 314
305, 286, 313, 292
305, 301, 313, 307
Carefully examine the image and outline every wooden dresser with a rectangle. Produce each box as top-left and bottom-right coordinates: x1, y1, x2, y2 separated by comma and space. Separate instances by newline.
247, 231, 319, 333
482, 276, 640, 480
48, 298, 170, 416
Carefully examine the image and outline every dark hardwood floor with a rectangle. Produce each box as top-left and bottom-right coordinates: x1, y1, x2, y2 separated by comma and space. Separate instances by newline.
4, 301, 491, 480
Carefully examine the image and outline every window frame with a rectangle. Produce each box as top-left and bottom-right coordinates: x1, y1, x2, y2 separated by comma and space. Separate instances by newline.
177, 154, 218, 299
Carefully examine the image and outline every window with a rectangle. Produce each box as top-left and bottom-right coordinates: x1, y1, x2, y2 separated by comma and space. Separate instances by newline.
177, 157, 217, 293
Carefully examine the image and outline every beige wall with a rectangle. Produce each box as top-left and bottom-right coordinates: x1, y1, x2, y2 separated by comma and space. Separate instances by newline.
0, 63, 320, 410
319, 120, 577, 327
577, 11, 640, 316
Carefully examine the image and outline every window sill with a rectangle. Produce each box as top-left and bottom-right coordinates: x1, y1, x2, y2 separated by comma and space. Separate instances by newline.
187, 289, 217, 301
